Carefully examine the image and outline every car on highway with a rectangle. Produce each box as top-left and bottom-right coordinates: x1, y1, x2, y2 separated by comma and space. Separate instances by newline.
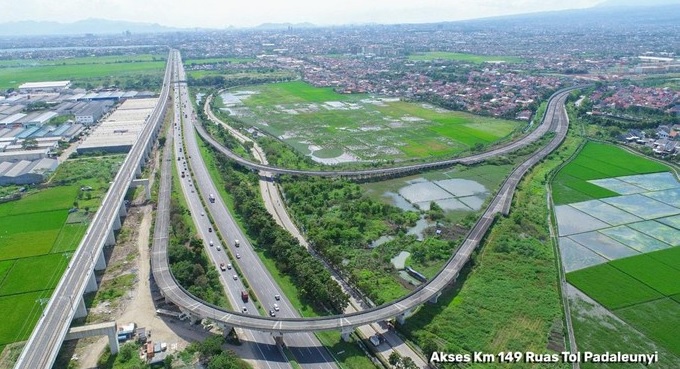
216, 246, 221, 251
233, 275, 238, 280
208, 227, 212, 232
209, 240, 213, 246
273, 303, 279, 311
242, 307, 248, 314
274, 294, 281, 301
219, 263, 226, 271
236, 253, 241, 259
200, 211, 204, 216
227, 263, 232, 270
269, 309, 276, 317
234, 239, 240, 247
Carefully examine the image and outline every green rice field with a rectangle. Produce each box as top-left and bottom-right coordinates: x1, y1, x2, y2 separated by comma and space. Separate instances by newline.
184, 57, 255, 65
0, 55, 166, 89
552, 142, 669, 204
224, 81, 519, 161
0, 157, 120, 354
408, 52, 523, 63
568, 246, 680, 357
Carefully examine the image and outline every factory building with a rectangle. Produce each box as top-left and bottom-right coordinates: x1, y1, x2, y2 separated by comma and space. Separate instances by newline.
18, 81, 71, 93
0, 157, 59, 185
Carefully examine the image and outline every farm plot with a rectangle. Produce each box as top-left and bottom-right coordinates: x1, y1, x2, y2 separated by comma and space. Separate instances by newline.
614, 298, 680, 356
552, 142, 669, 205
0, 210, 68, 261
566, 264, 663, 309
609, 254, 680, 295
0, 253, 72, 296
0, 290, 53, 347
0, 185, 77, 217
225, 81, 519, 161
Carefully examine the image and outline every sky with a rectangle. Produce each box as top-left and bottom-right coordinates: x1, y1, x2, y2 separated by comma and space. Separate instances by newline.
2, 0, 612, 28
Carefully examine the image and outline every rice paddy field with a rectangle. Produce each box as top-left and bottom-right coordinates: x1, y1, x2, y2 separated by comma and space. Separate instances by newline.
552, 142, 669, 205
0, 54, 166, 89
553, 143, 680, 360
0, 156, 121, 353
220, 81, 520, 162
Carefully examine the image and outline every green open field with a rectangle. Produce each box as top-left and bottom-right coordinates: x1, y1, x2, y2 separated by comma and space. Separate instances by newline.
552, 141, 670, 204
408, 52, 523, 63
0, 290, 53, 348
225, 81, 519, 161
51, 224, 89, 253
567, 263, 664, 309
615, 298, 680, 356
0, 253, 71, 295
0, 185, 76, 217
609, 254, 680, 296
0, 53, 166, 89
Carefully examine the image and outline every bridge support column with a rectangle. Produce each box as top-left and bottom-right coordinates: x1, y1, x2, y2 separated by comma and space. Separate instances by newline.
85, 272, 98, 293
107, 327, 120, 354
105, 229, 116, 246
118, 202, 127, 217
428, 292, 442, 304
112, 215, 122, 231
131, 178, 151, 201
95, 250, 106, 271
74, 296, 88, 319
272, 332, 284, 346
340, 327, 353, 342
396, 308, 413, 325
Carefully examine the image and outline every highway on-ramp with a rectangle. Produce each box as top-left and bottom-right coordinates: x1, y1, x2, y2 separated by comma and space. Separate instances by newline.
152, 81, 579, 332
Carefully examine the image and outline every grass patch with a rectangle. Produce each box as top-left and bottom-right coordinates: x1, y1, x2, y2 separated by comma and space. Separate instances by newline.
51, 224, 88, 253
315, 331, 378, 369
90, 274, 136, 307
0, 261, 13, 285
552, 141, 670, 205
0, 186, 77, 217
570, 292, 680, 369
648, 245, 680, 269
0, 61, 165, 89
0, 54, 165, 68
610, 254, 680, 295
566, 263, 663, 309
228, 81, 518, 161
0, 253, 71, 295
408, 52, 523, 63
0, 290, 53, 346
614, 298, 680, 356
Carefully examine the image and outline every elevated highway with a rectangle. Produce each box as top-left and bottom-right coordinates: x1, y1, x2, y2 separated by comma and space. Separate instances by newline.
151, 85, 578, 333
13, 50, 175, 369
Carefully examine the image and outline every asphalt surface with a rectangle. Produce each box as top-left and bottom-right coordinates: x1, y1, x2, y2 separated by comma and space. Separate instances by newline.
14, 51, 175, 369
169, 54, 336, 368
152, 83, 580, 332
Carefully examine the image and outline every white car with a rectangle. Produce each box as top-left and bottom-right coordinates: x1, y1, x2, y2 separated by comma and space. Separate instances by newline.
233, 275, 238, 280
273, 303, 279, 311
209, 240, 213, 246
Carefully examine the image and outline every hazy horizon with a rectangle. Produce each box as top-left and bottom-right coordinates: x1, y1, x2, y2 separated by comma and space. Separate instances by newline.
1, 0, 615, 29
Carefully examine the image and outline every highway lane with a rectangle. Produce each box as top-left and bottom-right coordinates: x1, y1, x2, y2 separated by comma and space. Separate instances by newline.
14, 50, 175, 369
167, 79, 290, 369
205, 94, 430, 368
151, 85, 580, 333
172, 56, 337, 368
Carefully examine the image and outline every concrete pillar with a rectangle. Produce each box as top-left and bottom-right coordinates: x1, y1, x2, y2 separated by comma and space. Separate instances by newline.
85, 272, 98, 293
74, 296, 88, 319
396, 308, 412, 325
135, 164, 142, 177
118, 202, 127, 217
107, 328, 120, 354
132, 179, 151, 201
112, 215, 121, 231
105, 229, 116, 246
95, 250, 106, 271
190, 315, 201, 325
340, 327, 353, 342
428, 292, 442, 304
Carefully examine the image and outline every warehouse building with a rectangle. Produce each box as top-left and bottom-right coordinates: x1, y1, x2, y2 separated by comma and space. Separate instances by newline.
18, 81, 71, 93
0, 113, 27, 127
0, 148, 50, 162
77, 98, 157, 154
0, 158, 58, 185
74, 101, 113, 125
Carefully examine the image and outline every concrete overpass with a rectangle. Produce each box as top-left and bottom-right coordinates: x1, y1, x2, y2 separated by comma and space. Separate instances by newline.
12, 49, 176, 369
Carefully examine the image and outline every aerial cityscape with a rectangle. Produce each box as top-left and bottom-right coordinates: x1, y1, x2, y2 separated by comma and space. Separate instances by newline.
0, 1, 679, 369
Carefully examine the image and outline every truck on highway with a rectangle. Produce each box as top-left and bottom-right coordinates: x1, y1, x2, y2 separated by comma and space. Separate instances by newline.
241, 290, 249, 303
234, 239, 240, 247
209, 193, 215, 203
